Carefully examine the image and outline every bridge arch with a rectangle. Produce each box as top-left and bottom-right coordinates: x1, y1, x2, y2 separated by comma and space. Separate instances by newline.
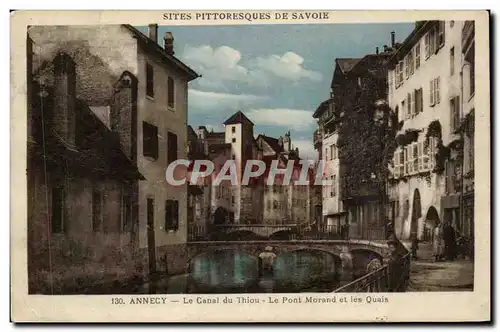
269, 230, 294, 240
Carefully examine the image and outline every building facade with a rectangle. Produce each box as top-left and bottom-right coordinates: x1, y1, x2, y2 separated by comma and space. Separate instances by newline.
387, 20, 474, 242
28, 24, 199, 292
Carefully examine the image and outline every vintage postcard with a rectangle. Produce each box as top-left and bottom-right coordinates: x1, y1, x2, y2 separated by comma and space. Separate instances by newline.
10, 10, 490, 322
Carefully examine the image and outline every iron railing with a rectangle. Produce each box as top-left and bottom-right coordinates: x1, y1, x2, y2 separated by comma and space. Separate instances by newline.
333, 252, 411, 293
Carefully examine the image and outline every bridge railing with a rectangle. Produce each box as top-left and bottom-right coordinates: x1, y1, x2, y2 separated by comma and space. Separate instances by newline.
333, 252, 411, 293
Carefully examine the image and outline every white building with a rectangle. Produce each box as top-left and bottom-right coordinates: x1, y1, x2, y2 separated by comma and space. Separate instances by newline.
387, 20, 470, 241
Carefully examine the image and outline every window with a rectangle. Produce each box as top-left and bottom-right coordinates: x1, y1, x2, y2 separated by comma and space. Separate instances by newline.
398, 61, 404, 85
429, 77, 440, 106
167, 132, 178, 164
231, 126, 236, 133
143, 122, 159, 160
232, 138, 236, 143
330, 145, 335, 159
51, 187, 65, 234
424, 33, 430, 59
330, 175, 334, 197
332, 175, 337, 196
395, 105, 399, 122
450, 47, 455, 75
417, 141, 424, 172
408, 49, 415, 76
121, 193, 132, 232
232, 154, 235, 160
407, 92, 412, 118
401, 99, 406, 119
450, 96, 460, 132
165, 200, 179, 231
412, 142, 419, 174
414, 88, 423, 114
167, 76, 174, 109
404, 56, 408, 79
403, 146, 408, 175
415, 43, 421, 69
437, 21, 445, 48
273, 200, 278, 209
393, 151, 400, 178
92, 188, 103, 232
466, 43, 475, 96
468, 117, 475, 172
146, 63, 154, 98
325, 148, 329, 161
428, 137, 438, 170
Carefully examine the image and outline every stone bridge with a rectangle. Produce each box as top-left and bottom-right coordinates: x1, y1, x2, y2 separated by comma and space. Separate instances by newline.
185, 239, 391, 274
214, 224, 295, 238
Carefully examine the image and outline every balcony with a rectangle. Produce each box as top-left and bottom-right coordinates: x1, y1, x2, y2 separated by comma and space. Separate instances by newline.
313, 129, 322, 148
462, 21, 475, 50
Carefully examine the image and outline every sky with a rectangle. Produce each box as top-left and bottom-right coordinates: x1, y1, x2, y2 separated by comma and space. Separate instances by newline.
137, 23, 415, 159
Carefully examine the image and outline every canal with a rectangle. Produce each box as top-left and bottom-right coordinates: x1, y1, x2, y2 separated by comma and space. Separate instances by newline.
140, 250, 366, 294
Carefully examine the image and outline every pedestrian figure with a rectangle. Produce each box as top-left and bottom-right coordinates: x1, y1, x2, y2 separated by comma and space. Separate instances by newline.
386, 234, 405, 292
385, 219, 394, 240
443, 223, 457, 261
433, 223, 445, 261
410, 233, 419, 260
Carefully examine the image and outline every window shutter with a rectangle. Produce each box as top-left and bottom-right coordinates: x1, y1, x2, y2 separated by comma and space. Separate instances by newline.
438, 21, 445, 48
411, 90, 416, 116
415, 43, 421, 68
429, 137, 436, 169
403, 147, 408, 175
404, 56, 408, 79
418, 141, 423, 172
407, 93, 411, 118
399, 149, 404, 176
420, 88, 424, 112
435, 77, 441, 104
429, 80, 434, 106
413, 143, 419, 173
424, 33, 430, 59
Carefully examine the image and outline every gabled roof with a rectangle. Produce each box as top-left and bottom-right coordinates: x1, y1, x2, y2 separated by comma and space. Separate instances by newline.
256, 134, 283, 154
223, 110, 254, 126
336, 58, 361, 74
122, 25, 200, 82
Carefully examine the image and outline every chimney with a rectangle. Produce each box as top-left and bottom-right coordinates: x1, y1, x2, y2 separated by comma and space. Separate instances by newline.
383, 45, 389, 52
164, 32, 174, 55
148, 24, 158, 43
376, 47, 379, 55
53, 52, 77, 146
391, 31, 395, 47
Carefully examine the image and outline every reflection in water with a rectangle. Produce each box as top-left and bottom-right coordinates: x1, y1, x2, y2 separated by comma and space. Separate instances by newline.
187, 250, 341, 293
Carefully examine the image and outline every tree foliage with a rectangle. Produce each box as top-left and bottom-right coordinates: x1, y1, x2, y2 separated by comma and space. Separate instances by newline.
335, 60, 398, 198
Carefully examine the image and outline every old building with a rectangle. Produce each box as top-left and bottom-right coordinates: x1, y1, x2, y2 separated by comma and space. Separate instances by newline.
256, 133, 310, 226
313, 47, 395, 240
386, 20, 473, 241
313, 96, 346, 235
28, 24, 199, 292
223, 111, 264, 224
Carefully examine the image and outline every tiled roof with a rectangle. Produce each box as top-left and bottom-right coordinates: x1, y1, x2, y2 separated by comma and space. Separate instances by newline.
257, 134, 283, 154
223, 110, 254, 126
